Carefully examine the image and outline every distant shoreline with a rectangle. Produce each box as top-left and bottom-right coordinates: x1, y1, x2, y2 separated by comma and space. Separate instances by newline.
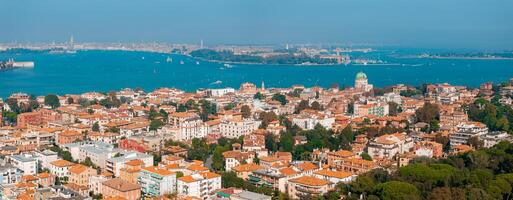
400, 55, 513, 60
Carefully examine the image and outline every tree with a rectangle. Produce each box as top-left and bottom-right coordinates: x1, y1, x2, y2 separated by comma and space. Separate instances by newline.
279, 132, 294, 152
361, 152, 373, 161
66, 97, 74, 104
241, 105, 251, 118
44, 94, 61, 109
388, 102, 400, 116
295, 100, 310, 113
253, 92, 264, 100
92, 122, 100, 132
415, 102, 440, 123
224, 103, 236, 110
149, 119, 164, 131
372, 181, 421, 200
347, 101, 354, 114
259, 111, 277, 128
311, 101, 323, 111
265, 134, 278, 152
82, 157, 95, 168
272, 93, 288, 105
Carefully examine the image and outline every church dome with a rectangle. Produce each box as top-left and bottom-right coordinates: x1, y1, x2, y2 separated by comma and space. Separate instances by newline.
356, 72, 367, 80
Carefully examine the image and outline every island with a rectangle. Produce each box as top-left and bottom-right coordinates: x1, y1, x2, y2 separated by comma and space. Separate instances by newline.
190, 48, 349, 65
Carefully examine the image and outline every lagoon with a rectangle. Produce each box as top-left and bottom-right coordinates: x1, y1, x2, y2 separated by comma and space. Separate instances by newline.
1, 50, 513, 97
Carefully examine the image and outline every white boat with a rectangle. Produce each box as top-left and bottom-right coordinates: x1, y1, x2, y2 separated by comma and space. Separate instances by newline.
210, 80, 222, 85
224, 63, 233, 68
196, 61, 200, 65
180, 61, 185, 65
166, 57, 173, 63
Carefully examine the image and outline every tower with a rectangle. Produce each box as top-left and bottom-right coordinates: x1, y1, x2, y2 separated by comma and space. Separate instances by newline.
69, 35, 74, 50
261, 80, 265, 92
355, 72, 373, 92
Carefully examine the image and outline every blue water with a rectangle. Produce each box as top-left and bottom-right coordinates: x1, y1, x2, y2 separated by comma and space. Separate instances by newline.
1, 50, 513, 98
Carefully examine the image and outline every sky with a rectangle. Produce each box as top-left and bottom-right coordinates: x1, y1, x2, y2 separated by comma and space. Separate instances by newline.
1, 0, 513, 49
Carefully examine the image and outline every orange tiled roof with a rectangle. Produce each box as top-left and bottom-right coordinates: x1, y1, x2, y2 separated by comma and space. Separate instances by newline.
232, 163, 264, 172
50, 159, 75, 168
142, 166, 174, 176
69, 164, 91, 174
125, 159, 144, 166
289, 176, 331, 186
314, 169, 353, 179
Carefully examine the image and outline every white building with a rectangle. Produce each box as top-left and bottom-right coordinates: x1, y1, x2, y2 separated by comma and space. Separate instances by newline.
354, 72, 373, 93
177, 172, 222, 200
33, 150, 58, 170
313, 169, 356, 185
219, 119, 261, 139
367, 132, 414, 160
138, 166, 176, 196
450, 122, 488, 146
0, 163, 23, 184
480, 131, 513, 148
291, 110, 335, 130
6, 154, 38, 175
206, 88, 235, 97
49, 159, 76, 178
106, 151, 153, 177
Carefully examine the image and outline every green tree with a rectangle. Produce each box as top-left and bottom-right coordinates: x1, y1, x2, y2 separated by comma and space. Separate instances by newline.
149, 119, 164, 131
372, 181, 421, 200
44, 94, 61, 109
92, 122, 100, 132
272, 93, 288, 105
241, 105, 252, 118
254, 92, 264, 100
361, 152, 373, 161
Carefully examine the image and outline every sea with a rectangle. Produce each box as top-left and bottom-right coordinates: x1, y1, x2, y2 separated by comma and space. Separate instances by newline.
1, 49, 513, 98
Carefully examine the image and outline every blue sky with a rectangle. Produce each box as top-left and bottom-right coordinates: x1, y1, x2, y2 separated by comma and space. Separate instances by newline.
1, 0, 513, 49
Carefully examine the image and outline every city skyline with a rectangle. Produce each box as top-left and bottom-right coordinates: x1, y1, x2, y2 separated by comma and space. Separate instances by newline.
2, 0, 513, 49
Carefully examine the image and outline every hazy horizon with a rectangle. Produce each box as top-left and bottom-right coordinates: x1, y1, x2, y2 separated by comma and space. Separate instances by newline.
2, 0, 513, 50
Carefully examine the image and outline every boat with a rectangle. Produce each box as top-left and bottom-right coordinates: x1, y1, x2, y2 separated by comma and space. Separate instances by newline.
166, 57, 173, 63
210, 80, 222, 85
142, 57, 145, 60
224, 63, 233, 68
196, 61, 200, 65
180, 61, 185, 65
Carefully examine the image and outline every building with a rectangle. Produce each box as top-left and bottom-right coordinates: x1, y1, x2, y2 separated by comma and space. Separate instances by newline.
291, 109, 335, 130
232, 163, 264, 180
367, 132, 414, 160
49, 159, 76, 178
120, 159, 145, 184
287, 176, 332, 199
239, 82, 258, 94
354, 72, 373, 93
450, 122, 488, 146
69, 164, 96, 188
106, 151, 153, 177
138, 166, 176, 196
177, 172, 222, 199
333, 158, 377, 175
222, 150, 254, 172
480, 131, 513, 148
219, 119, 261, 139
57, 130, 84, 145
313, 169, 355, 185
6, 154, 38, 175
102, 178, 141, 200
354, 102, 389, 117
414, 141, 443, 158
0, 163, 23, 184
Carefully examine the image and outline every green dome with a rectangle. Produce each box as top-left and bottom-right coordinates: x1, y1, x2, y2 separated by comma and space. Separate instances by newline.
356, 72, 367, 80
